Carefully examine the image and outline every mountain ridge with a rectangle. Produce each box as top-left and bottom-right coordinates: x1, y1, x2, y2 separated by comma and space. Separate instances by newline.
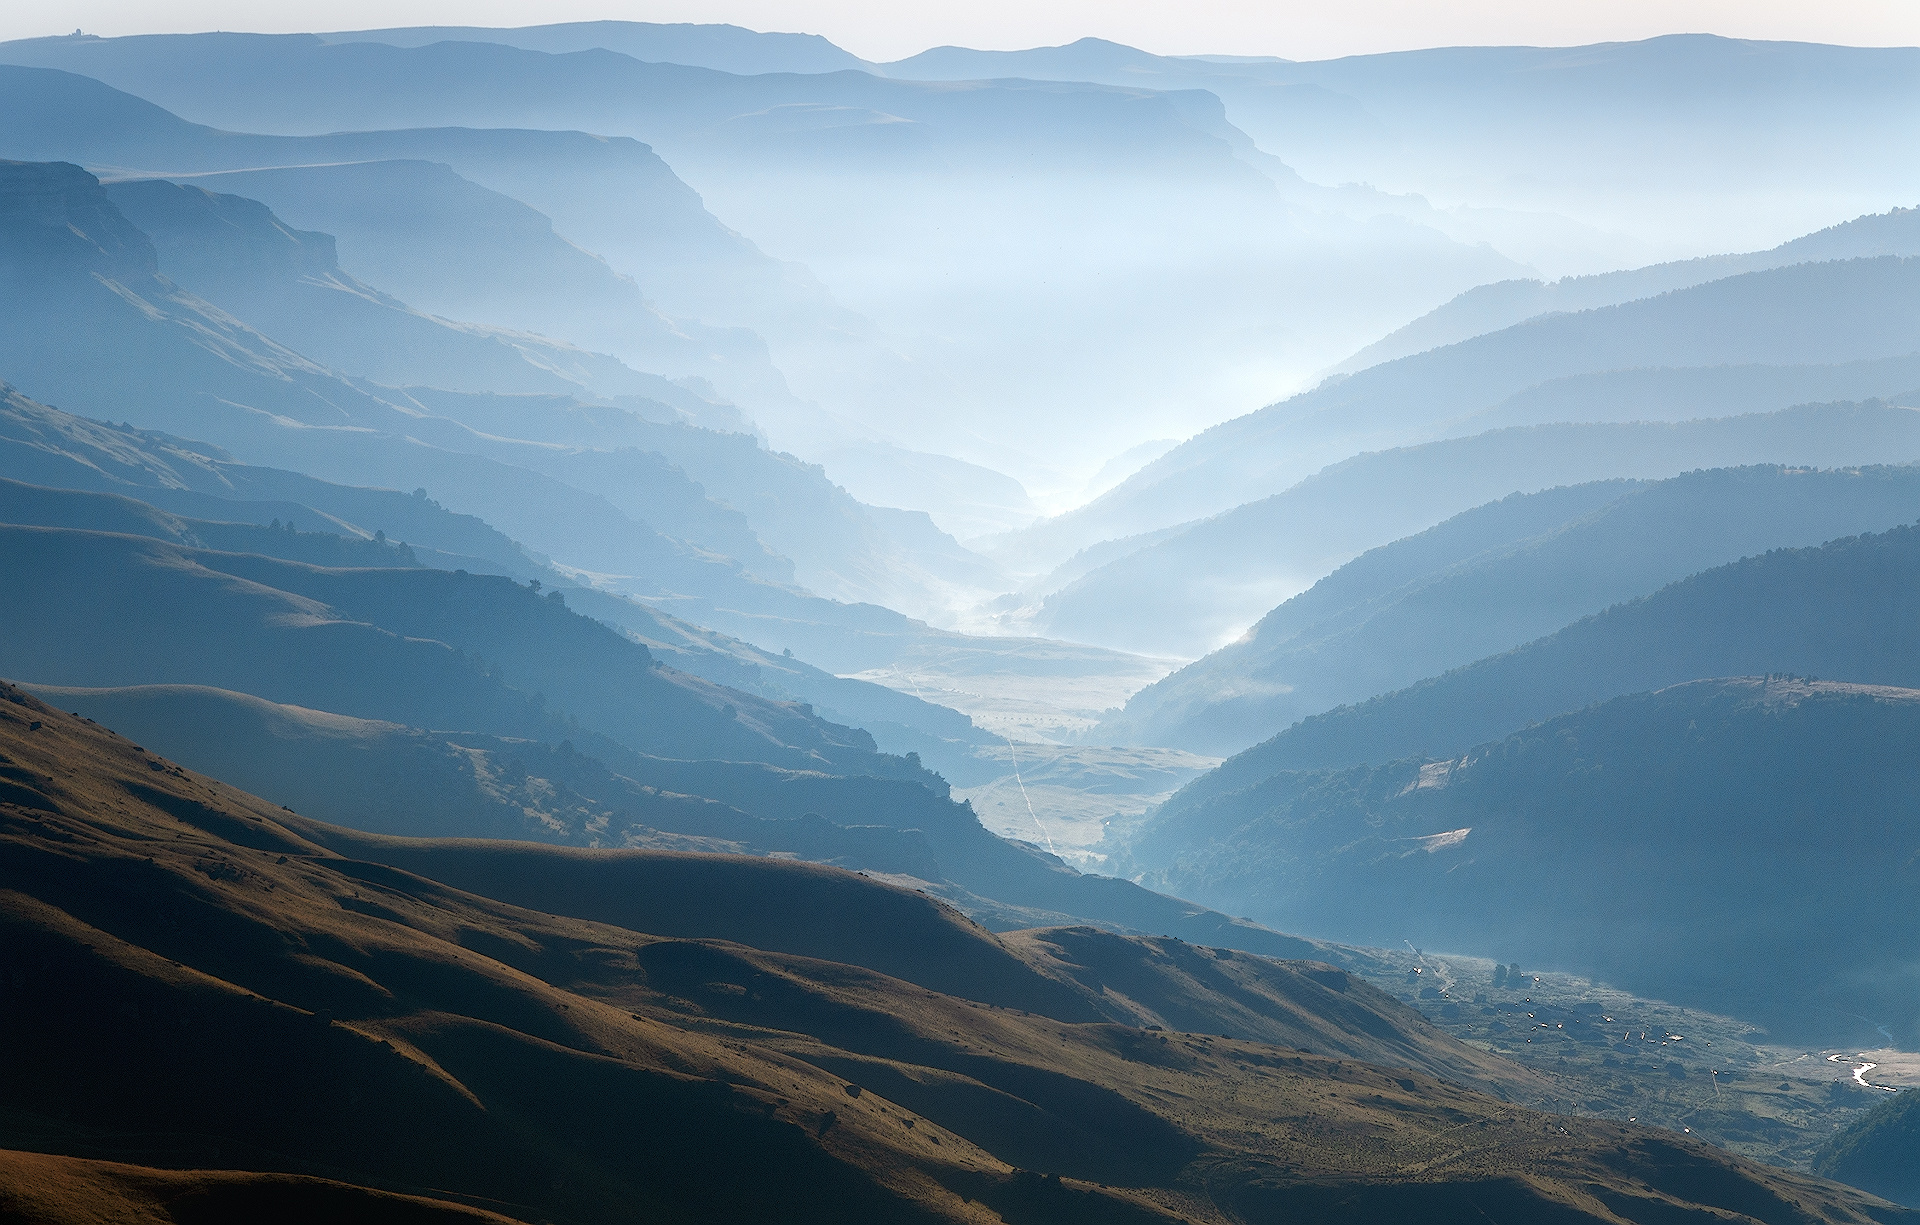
996, 254, 1920, 569
1097, 463, 1920, 753
1123, 676, 1920, 1045
2, 678, 1903, 1224
1176, 522, 1920, 802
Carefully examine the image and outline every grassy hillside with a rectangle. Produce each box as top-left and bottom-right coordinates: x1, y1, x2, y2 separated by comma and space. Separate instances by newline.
0, 682, 1902, 1225
0, 462, 1002, 770
13, 677, 1345, 965
0, 383, 1051, 692
1188, 523, 1920, 789
1104, 464, 1920, 753
0, 523, 908, 779
1817, 1092, 1920, 1208
1127, 677, 1920, 1045
0, 1149, 522, 1225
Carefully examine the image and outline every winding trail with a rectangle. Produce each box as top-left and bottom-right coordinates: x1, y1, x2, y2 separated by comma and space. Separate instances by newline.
1001, 735, 1057, 856
889, 664, 1062, 857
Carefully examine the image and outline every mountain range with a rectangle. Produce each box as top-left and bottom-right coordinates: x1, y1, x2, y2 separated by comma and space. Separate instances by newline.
0, 158, 1029, 630
874, 34, 1920, 259
0, 32, 1526, 483
4, 18, 1919, 1211
1336, 206, 1920, 374
1176, 522, 1920, 791
996, 248, 1920, 570
1098, 463, 1920, 751
1033, 408, 1920, 657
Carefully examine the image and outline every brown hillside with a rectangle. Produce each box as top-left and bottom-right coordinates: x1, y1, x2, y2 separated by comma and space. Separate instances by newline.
0, 1148, 523, 1225
0, 682, 1907, 1225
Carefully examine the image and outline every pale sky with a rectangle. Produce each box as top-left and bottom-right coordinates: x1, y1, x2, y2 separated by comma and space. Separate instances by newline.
9, 0, 1920, 62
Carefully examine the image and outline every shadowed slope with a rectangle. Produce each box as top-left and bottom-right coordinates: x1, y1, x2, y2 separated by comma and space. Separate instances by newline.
1103, 463, 1920, 753
0, 523, 930, 783
1040, 406, 1920, 658
101, 175, 693, 406
0, 683, 1904, 1225
1186, 523, 1920, 790
0, 527, 873, 780
1818, 1092, 1920, 1208
0, 1150, 522, 1225
1131, 678, 1920, 1044
12, 676, 1378, 987
0, 467, 995, 768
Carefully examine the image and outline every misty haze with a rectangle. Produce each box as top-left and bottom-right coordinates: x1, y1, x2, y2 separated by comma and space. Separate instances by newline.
1, 8, 1919, 1223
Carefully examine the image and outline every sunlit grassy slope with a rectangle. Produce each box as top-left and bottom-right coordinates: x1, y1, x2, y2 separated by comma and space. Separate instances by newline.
0, 682, 1907, 1224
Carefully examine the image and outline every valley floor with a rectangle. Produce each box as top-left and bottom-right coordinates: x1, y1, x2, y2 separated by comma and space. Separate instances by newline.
1339, 949, 1915, 1171
848, 644, 1181, 741
955, 744, 1221, 872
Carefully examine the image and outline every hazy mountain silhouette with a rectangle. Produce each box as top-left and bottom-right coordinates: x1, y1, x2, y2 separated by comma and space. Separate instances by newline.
0, 216, 792, 614
0, 33, 1297, 182
1037, 406, 1920, 657
102, 173, 1001, 607
0, 475, 428, 567
102, 175, 709, 406
0, 63, 1022, 530
140, 159, 789, 405
1183, 523, 1920, 793
1092, 464, 1920, 750
1454, 353, 1920, 435
0, 386, 1134, 742
1336, 205, 1920, 374
1002, 254, 1920, 567
0, 61, 843, 359
0, 163, 1004, 621
0, 383, 545, 569
324, 20, 871, 75
4, 683, 1899, 1224
1125, 677, 1920, 1046
107, 169, 1023, 549
0, 34, 1522, 479
883, 35, 1920, 258
0, 165, 698, 585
